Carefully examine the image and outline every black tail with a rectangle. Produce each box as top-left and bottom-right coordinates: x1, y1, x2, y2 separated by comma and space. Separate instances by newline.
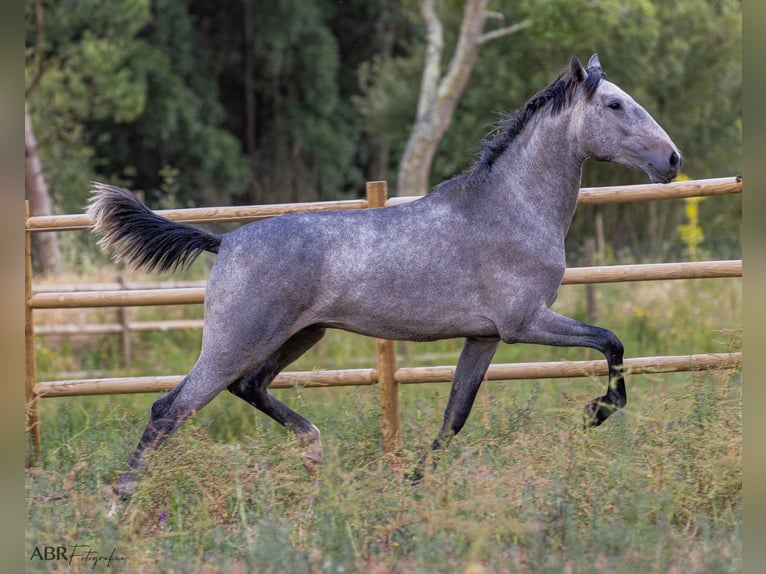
87, 183, 221, 273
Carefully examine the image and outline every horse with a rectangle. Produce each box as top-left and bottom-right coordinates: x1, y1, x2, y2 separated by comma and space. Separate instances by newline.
88, 54, 682, 498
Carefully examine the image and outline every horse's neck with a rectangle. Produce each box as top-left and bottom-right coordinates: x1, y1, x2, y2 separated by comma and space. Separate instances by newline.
486, 112, 584, 237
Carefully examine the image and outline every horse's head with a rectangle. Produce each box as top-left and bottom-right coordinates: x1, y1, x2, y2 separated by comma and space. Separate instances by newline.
570, 54, 682, 183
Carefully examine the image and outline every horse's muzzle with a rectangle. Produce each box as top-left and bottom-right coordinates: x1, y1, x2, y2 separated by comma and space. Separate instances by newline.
648, 149, 683, 183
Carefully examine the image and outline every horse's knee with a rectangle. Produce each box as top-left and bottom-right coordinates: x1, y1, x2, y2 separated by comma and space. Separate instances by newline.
150, 392, 174, 418
602, 329, 624, 361
147, 394, 179, 432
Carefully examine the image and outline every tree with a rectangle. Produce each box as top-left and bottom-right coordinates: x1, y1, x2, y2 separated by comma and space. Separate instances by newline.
25, 103, 60, 275
25, 0, 153, 271
360, 0, 740, 261
25, 1, 740, 269
396, 0, 530, 196
192, 0, 364, 204
326, 0, 416, 184
89, 0, 251, 209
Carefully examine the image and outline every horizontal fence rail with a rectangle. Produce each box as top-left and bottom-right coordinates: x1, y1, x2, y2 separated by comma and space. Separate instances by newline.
384, 176, 741, 207
25, 198, 371, 231
32, 280, 205, 292
28, 260, 742, 309
34, 260, 742, 335
34, 353, 741, 398
24, 177, 743, 464
559, 260, 742, 284
25, 176, 741, 232
35, 319, 205, 337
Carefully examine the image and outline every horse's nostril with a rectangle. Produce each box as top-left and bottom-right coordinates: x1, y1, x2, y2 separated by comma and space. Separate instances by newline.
669, 151, 680, 168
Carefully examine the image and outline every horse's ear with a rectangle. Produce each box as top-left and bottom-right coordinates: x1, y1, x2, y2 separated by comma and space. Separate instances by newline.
570, 54, 588, 83
587, 53, 602, 73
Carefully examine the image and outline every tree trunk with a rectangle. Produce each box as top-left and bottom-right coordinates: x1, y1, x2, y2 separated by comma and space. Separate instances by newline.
25, 103, 61, 275
396, 0, 530, 196
368, 140, 391, 183
244, 0, 260, 204
367, 21, 396, 184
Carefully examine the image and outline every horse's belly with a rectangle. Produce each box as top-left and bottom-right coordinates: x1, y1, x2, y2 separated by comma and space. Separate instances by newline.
315, 292, 500, 341
320, 317, 499, 342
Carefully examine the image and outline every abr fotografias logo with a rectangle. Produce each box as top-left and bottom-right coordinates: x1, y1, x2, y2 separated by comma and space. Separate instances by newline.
29, 544, 127, 568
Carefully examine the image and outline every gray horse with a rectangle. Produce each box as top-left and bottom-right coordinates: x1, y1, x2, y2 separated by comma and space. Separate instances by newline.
89, 54, 681, 498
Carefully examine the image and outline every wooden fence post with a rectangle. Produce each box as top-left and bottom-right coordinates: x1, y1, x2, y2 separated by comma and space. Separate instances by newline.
584, 237, 597, 324
25, 201, 40, 465
365, 181, 401, 455
117, 275, 133, 365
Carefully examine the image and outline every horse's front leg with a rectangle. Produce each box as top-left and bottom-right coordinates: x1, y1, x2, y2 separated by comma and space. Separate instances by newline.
584, 343, 626, 429
412, 337, 499, 481
512, 307, 626, 428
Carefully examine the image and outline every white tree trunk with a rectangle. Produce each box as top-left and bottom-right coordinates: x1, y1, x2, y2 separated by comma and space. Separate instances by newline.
396, 0, 530, 196
25, 103, 62, 275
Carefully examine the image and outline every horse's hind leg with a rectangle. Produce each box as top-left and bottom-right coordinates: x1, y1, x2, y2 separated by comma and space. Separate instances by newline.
113, 357, 238, 499
227, 326, 327, 472
113, 322, 303, 499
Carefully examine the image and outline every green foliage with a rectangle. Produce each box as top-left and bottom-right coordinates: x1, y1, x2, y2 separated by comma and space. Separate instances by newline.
25, 0, 151, 212
678, 197, 706, 261
27, 269, 741, 571
355, 51, 423, 153
25, 0, 251, 216
354, 0, 741, 262
88, 0, 251, 209
190, 0, 386, 204
26, 0, 741, 267
27, 372, 741, 572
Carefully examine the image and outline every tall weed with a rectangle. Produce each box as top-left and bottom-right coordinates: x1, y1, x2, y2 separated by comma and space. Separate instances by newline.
27, 273, 740, 572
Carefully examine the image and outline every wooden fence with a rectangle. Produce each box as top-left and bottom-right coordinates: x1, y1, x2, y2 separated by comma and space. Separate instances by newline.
24, 177, 743, 464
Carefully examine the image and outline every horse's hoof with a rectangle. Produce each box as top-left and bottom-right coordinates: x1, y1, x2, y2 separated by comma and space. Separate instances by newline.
407, 470, 424, 485
112, 484, 134, 501
112, 473, 138, 501
106, 500, 121, 518
303, 447, 324, 479
300, 427, 324, 477
104, 485, 127, 518
302, 445, 324, 466
105, 483, 132, 519
583, 397, 621, 429
583, 398, 606, 429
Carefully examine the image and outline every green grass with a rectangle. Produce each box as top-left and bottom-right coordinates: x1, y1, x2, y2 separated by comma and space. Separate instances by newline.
26, 277, 741, 573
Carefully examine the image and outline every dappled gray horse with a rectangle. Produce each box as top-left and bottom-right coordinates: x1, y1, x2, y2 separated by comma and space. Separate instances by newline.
89, 54, 681, 498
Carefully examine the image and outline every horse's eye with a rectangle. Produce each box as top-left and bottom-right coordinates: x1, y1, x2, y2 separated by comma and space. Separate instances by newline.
608, 101, 622, 111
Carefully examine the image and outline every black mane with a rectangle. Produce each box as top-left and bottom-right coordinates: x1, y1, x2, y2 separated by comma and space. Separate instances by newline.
469, 66, 607, 177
